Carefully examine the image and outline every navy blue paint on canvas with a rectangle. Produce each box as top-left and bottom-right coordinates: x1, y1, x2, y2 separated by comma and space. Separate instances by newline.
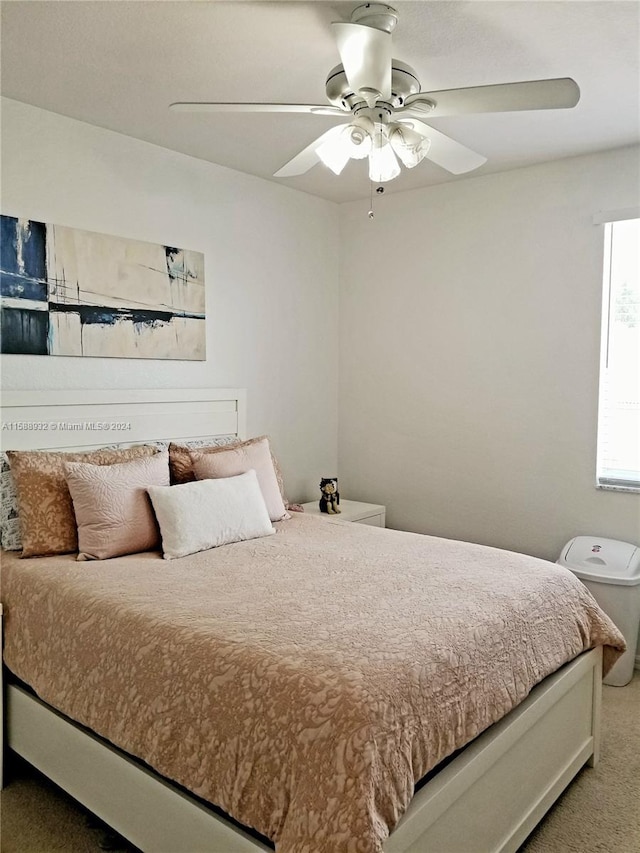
1, 307, 49, 354
0, 216, 48, 302
0, 216, 49, 352
1, 273, 48, 302
165, 246, 200, 287
49, 303, 205, 324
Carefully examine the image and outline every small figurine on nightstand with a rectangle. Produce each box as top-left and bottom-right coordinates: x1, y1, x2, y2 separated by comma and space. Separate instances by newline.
319, 477, 341, 514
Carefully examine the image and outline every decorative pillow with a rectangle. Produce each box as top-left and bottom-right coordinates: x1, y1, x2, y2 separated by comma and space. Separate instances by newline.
191, 437, 289, 522
64, 452, 170, 561
0, 452, 22, 551
169, 436, 289, 506
6, 445, 159, 558
168, 436, 240, 484
147, 470, 274, 560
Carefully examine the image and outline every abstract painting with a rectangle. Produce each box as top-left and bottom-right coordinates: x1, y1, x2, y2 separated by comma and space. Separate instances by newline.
0, 215, 205, 360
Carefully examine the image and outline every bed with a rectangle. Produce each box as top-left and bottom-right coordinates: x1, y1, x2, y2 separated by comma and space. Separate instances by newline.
0, 389, 625, 853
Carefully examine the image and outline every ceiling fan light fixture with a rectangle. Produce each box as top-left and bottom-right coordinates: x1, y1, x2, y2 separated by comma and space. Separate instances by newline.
317, 122, 373, 173
346, 120, 374, 159
368, 141, 400, 182
390, 125, 431, 168
346, 129, 371, 159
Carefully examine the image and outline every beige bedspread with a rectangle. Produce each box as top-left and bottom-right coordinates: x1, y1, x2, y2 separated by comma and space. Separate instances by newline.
1, 515, 625, 852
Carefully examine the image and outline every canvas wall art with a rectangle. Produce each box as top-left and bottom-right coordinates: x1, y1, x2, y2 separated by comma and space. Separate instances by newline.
0, 215, 205, 360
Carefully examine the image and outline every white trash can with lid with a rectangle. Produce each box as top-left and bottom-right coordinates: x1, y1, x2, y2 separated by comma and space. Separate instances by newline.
557, 536, 640, 686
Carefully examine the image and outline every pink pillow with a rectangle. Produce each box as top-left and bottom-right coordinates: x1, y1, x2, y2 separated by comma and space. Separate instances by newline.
191, 437, 289, 522
64, 451, 170, 560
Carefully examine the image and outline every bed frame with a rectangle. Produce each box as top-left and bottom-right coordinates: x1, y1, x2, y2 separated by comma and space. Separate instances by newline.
1, 389, 604, 853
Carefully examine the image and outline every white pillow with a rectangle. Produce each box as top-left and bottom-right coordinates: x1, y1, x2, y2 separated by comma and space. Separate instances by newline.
147, 469, 274, 560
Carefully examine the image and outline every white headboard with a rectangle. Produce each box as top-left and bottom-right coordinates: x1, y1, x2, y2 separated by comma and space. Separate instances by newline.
0, 388, 247, 452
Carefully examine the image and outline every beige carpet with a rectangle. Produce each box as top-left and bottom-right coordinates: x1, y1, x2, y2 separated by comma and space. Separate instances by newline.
1, 673, 639, 853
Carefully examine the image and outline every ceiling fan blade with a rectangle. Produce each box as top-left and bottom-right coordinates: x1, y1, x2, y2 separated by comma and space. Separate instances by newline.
169, 102, 346, 116
331, 22, 392, 102
401, 78, 580, 118
397, 119, 487, 174
273, 125, 346, 178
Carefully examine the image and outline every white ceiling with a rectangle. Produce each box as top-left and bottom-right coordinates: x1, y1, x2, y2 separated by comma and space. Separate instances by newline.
1, 1, 639, 203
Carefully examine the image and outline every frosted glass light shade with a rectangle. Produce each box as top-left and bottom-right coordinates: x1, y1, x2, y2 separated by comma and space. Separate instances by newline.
317, 133, 352, 175
345, 126, 373, 159
390, 125, 431, 168
368, 142, 400, 182
317, 124, 373, 174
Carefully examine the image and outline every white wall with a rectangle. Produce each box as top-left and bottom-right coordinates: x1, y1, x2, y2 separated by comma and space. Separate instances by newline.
0, 98, 340, 501
338, 147, 640, 562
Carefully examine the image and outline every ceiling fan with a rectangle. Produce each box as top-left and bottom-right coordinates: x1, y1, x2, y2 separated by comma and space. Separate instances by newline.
170, 3, 580, 183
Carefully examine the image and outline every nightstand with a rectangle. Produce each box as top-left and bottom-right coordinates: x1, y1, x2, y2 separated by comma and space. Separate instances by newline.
300, 499, 386, 527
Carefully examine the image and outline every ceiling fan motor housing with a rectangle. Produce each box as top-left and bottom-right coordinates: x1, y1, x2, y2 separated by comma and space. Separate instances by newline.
325, 59, 421, 110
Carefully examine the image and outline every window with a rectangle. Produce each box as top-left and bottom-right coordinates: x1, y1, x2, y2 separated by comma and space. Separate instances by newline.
596, 215, 640, 491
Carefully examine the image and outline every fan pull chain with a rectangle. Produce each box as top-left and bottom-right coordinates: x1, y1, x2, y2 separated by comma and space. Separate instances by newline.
368, 183, 384, 219
368, 119, 387, 218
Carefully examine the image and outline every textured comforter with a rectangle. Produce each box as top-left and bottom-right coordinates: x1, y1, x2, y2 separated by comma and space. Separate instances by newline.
1, 515, 625, 852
